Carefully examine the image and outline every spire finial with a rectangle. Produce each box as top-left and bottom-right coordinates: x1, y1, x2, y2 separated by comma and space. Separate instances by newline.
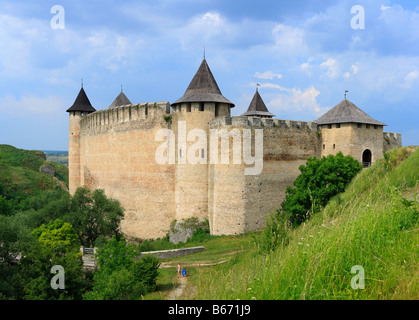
203, 45, 206, 60
256, 83, 260, 92
121, 84, 123, 93
81, 78, 83, 88
344, 90, 349, 100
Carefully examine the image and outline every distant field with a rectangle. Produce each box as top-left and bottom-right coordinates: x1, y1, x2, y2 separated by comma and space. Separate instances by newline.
42, 150, 68, 167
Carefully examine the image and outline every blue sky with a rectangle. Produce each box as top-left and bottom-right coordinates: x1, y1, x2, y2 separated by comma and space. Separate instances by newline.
0, 0, 418, 150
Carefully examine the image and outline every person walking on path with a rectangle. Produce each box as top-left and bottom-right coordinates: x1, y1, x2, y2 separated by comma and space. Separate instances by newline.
177, 263, 182, 278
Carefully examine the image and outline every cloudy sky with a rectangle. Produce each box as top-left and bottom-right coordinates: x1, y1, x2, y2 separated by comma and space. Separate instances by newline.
0, 0, 418, 150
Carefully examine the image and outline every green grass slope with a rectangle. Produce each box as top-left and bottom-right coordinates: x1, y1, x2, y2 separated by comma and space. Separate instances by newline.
195, 147, 418, 300
0, 144, 69, 206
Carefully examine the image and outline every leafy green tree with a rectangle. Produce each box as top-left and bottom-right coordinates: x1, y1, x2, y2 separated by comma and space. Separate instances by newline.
95, 236, 137, 277
84, 268, 145, 300
84, 237, 160, 300
67, 187, 124, 247
0, 195, 12, 216
282, 152, 363, 226
20, 219, 85, 300
0, 215, 23, 299
32, 219, 79, 251
131, 255, 160, 292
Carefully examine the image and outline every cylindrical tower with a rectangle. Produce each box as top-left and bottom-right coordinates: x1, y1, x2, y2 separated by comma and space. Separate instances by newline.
66, 85, 96, 194
171, 58, 234, 221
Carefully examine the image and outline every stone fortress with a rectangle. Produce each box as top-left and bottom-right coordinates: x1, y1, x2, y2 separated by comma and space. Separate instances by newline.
66, 58, 402, 240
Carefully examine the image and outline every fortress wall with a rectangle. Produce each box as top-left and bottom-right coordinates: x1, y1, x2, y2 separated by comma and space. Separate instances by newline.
244, 117, 319, 232
383, 132, 402, 153
78, 102, 175, 239
208, 116, 319, 235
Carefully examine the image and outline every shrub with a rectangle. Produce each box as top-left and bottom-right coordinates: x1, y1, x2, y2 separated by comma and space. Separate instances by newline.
282, 152, 362, 226
131, 255, 160, 292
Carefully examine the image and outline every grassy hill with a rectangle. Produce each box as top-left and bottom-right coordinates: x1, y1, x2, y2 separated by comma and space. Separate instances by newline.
0, 144, 69, 207
184, 147, 418, 300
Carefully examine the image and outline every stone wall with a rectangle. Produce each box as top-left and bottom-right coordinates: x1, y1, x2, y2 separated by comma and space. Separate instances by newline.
77, 102, 175, 240
383, 132, 403, 153
208, 116, 319, 236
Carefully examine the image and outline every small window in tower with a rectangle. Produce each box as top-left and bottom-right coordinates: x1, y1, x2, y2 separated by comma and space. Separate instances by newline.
328, 124, 332, 129
186, 104, 191, 112
374, 125, 378, 129
333, 144, 336, 150
357, 123, 362, 128
215, 103, 219, 117
201, 149, 205, 159
366, 124, 370, 129
199, 103, 204, 112
336, 123, 341, 128
323, 144, 325, 150
179, 149, 182, 158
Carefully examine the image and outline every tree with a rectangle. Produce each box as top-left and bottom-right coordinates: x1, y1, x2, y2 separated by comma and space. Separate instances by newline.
0, 215, 22, 299
20, 219, 85, 300
131, 255, 160, 292
66, 187, 124, 247
84, 237, 160, 300
282, 152, 363, 226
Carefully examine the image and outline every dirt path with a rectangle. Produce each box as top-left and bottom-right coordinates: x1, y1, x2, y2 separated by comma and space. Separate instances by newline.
167, 275, 189, 300
163, 259, 230, 300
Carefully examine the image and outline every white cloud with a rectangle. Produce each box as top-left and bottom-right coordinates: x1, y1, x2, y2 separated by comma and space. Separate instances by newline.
254, 70, 282, 80
320, 58, 338, 79
0, 95, 66, 116
343, 64, 359, 78
402, 70, 419, 88
272, 24, 307, 58
268, 85, 327, 116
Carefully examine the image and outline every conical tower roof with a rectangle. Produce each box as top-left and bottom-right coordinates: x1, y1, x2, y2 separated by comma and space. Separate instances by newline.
315, 99, 386, 126
108, 90, 132, 109
66, 86, 96, 113
172, 59, 234, 107
241, 89, 275, 118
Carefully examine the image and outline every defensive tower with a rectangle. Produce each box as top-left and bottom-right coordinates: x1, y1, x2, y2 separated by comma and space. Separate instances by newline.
66, 85, 96, 194
171, 58, 234, 221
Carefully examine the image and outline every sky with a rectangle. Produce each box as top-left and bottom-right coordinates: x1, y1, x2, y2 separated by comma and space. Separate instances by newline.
0, 0, 418, 150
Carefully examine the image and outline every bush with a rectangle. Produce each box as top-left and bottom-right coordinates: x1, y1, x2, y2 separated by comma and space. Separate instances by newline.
85, 237, 160, 300
131, 255, 160, 292
282, 152, 362, 226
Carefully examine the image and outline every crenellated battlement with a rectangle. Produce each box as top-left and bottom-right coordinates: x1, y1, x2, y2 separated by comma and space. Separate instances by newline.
79, 102, 170, 134
209, 116, 318, 131
383, 131, 402, 142
383, 131, 403, 153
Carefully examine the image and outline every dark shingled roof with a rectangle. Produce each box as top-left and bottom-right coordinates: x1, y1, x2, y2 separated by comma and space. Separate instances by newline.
172, 59, 234, 107
314, 99, 386, 126
108, 91, 132, 109
66, 87, 96, 113
241, 89, 275, 118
